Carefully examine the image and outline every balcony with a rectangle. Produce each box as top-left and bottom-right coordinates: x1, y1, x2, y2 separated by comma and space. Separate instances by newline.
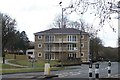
44, 47, 78, 52
44, 40, 78, 44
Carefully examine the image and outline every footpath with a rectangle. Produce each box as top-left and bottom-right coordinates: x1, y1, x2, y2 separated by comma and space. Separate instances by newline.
1, 59, 31, 70
5, 59, 28, 68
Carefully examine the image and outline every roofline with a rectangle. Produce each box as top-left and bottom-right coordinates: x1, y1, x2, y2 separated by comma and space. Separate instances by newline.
34, 28, 89, 35
34, 33, 88, 35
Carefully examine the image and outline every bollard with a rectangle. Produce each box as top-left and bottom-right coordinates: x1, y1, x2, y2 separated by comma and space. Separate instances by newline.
108, 61, 111, 78
95, 63, 99, 79
89, 63, 93, 79
44, 63, 50, 75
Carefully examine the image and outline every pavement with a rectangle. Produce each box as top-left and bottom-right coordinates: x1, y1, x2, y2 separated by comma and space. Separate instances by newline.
1, 59, 29, 68
0, 59, 32, 71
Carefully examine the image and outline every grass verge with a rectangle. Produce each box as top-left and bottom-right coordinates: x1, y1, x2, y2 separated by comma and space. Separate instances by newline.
2, 64, 23, 69
2, 67, 63, 74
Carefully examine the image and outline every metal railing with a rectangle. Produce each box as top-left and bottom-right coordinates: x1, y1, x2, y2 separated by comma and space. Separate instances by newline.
44, 40, 78, 43
44, 47, 78, 52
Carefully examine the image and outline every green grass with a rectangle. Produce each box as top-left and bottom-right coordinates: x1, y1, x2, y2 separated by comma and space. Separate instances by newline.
2, 64, 22, 69
6, 53, 59, 67
2, 68, 44, 74
2, 53, 80, 74
2, 66, 63, 74
2, 54, 63, 74
8, 59, 59, 67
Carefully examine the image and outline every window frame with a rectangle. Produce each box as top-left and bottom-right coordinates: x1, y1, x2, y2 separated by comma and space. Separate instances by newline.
81, 35, 84, 39
68, 53, 76, 58
67, 35, 77, 42
38, 52, 42, 57
38, 43, 42, 48
81, 43, 84, 48
38, 35, 42, 40
81, 52, 84, 57
45, 35, 55, 42
44, 53, 55, 60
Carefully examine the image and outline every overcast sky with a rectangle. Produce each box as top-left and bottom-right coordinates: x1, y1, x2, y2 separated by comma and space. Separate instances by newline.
0, 0, 118, 47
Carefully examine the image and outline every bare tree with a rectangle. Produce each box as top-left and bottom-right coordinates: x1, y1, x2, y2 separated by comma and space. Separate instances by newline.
52, 14, 69, 28
66, 0, 120, 32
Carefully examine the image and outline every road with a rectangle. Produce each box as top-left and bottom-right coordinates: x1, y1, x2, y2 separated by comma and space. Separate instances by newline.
2, 62, 120, 79
53, 62, 119, 78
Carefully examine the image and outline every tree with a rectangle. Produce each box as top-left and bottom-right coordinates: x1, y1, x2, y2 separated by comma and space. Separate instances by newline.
19, 31, 29, 54
52, 14, 69, 28
52, 13, 98, 37
64, 0, 119, 31
102, 47, 118, 61
1, 12, 29, 63
1, 13, 16, 64
90, 37, 104, 61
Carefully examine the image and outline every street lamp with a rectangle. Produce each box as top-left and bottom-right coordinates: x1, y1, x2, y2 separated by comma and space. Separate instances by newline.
59, 2, 73, 67
59, 1, 73, 28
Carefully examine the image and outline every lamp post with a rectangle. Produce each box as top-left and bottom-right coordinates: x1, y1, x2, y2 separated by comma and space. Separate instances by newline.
80, 28, 82, 62
61, 7, 64, 67
0, 15, 2, 58
59, 2, 73, 67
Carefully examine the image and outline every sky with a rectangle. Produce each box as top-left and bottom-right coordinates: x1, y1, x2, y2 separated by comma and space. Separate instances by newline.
0, 0, 118, 47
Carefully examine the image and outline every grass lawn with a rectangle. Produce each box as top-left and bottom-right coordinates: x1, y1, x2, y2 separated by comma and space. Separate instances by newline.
2, 64, 22, 69
6, 53, 59, 67
2, 68, 43, 74
8, 59, 59, 67
2, 53, 63, 74
2, 53, 80, 74
2, 65, 63, 74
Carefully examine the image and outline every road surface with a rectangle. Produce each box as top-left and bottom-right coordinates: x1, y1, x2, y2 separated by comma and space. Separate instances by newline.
2, 62, 120, 79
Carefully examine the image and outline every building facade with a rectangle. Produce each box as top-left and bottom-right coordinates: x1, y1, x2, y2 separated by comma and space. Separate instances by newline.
34, 28, 90, 63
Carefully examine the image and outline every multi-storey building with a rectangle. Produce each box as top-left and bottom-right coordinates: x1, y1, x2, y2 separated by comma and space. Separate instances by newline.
34, 28, 90, 63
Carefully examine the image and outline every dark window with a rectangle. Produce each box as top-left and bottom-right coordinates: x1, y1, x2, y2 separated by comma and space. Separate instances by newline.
38, 44, 42, 48
45, 53, 55, 60
28, 52, 33, 54
81, 52, 84, 57
45, 35, 55, 42
38, 36, 42, 39
81, 43, 84, 48
81, 35, 84, 39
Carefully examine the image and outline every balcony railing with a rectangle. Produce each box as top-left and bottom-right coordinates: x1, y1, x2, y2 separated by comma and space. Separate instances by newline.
44, 47, 78, 52
44, 40, 78, 43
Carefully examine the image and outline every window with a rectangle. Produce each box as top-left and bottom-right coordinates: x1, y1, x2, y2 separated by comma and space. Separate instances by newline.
68, 35, 77, 42
68, 53, 76, 59
73, 35, 77, 41
81, 43, 84, 48
45, 35, 55, 42
81, 52, 84, 57
45, 53, 55, 60
46, 44, 52, 51
28, 52, 33, 55
38, 35, 42, 39
38, 44, 42, 48
81, 35, 84, 39
38, 52, 42, 57
68, 44, 72, 50
68, 44, 76, 51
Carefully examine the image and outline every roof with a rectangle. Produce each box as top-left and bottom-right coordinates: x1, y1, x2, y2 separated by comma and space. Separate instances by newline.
34, 28, 88, 35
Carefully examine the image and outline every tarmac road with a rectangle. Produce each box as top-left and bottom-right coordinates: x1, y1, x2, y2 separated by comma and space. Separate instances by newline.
2, 62, 120, 79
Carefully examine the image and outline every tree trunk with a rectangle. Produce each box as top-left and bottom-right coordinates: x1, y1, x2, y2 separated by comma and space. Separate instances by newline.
2, 47, 5, 64
14, 52, 16, 59
2, 51, 5, 64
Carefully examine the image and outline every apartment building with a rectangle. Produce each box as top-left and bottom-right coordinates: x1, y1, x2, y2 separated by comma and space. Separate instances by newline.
34, 28, 90, 63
